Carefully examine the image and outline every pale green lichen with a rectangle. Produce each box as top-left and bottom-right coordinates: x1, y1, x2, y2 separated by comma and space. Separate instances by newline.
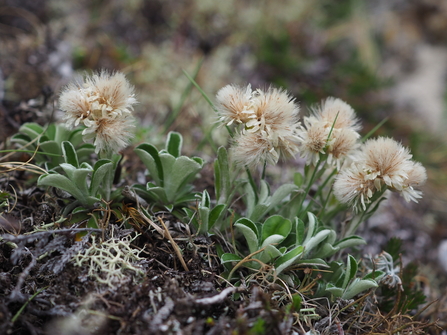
72, 231, 145, 289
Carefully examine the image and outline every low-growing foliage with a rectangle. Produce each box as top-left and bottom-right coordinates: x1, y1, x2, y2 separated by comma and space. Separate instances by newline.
2, 69, 431, 332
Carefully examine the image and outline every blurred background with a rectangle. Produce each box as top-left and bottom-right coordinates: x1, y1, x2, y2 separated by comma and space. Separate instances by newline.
1, 0, 446, 321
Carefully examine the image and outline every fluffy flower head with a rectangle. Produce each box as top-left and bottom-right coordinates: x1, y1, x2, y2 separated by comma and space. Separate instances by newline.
314, 97, 361, 131
245, 87, 299, 135
326, 128, 360, 169
334, 136, 427, 210
333, 162, 376, 211
361, 137, 413, 189
230, 131, 279, 169
216, 84, 254, 126
59, 70, 137, 154
400, 161, 427, 202
217, 84, 300, 168
297, 97, 361, 167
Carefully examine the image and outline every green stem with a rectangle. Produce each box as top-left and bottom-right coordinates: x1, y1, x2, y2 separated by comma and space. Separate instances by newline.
361, 117, 389, 142
261, 160, 267, 180
302, 166, 337, 217
246, 167, 258, 204
12, 287, 47, 323
297, 158, 326, 218
183, 68, 234, 139
164, 59, 203, 133
344, 188, 387, 237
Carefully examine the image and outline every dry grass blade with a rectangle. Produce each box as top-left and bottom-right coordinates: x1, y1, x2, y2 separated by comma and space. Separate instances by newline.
158, 216, 189, 272
0, 161, 47, 174
138, 209, 165, 237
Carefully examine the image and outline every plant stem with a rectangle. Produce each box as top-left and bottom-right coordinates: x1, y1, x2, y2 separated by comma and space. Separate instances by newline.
12, 287, 47, 323
246, 167, 258, 204
164, 59, 203, 133
297, 158, 326, 218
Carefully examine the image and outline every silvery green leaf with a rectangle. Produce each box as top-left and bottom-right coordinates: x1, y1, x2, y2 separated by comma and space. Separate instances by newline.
198, 206, 210, 234
146, 184, 168, 204
39, 141, 61, 157
59, 163, 91, 196
10, 133, 31, 147
304, 229, 333, 256
311, 242, 339, 259
342, 255, 358, 290
80, 162, 93, 170
134, 143, 164, 185
342, 278, 378, 300
201, 190, 211, 208
249, 184, 298, 222
166, 131, 182, 158
258, 244, 282, 263
221, 253, 243, 264
174, 192, 198, 204
258, 180, 270, 203
249, 204, 268, 223
275, 245, 304, 275
214, 146, 230, 204
261, 215, 292, 243
159, 153, 176, 184
303, 212, 318, 245
245, 183, 256, 219
364, 270, 386, 281
334, 235, 367, 250
72, 206, 89, 214
208, 204, 225, 230
67, 127, 84, 147
325, 283, 344, 298
295, 258, 329, 268
38, 174, 98, 208
90, 159, 113, 196
164, 156, 203, 203
326, 229, 337, 245
295, 217, 305, 245
62, 141, 79, 168
294, 172, 304, 187
19, 123, 43, 139
261, 234, 286, 248
234, 218, 259, 254
268, 183, 298, 207
76, 144, 95, 165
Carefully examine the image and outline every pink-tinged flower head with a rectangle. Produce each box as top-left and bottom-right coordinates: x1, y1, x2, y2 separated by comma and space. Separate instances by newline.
230, 131, 279, 169
59, 71, 137, 154
334, 136, 427, 210
59, 85, 92, 128
85, 71, 137, 117
361, 137, 413, 190
326, 128, 360, 169
217, 84, 300, 168
400, 161, 427, 202
298, 120, 330, 166
333, 162, 376, 211
315, 97, 361, 132
297, 97, 361, 168
216, 84, 254, 126
246, 87, 299, 135
82, 115, 135, 154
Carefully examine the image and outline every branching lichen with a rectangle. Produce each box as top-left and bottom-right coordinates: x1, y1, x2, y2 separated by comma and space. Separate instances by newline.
72, 231, 145, 289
